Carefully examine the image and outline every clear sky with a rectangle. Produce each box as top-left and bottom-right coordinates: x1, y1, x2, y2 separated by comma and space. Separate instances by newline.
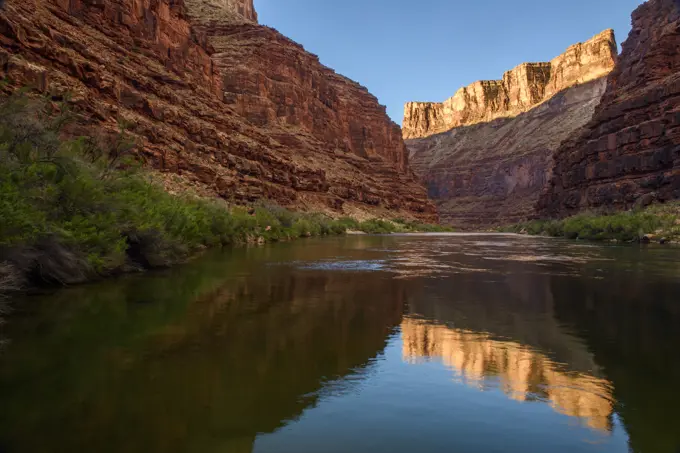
256, 0, 645, 125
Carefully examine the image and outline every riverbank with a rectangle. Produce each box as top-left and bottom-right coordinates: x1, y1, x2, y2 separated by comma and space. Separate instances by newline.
499, 202, 680, 243
0, 94, 448, 296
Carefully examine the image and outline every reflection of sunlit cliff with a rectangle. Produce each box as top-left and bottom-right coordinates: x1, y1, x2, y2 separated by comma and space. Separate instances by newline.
401, 318, 614, 432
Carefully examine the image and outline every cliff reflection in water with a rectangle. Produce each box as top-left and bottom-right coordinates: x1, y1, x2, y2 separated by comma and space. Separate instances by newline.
0, 245, 405, 453
401, 318, 614, 432
2, 235, 680, 453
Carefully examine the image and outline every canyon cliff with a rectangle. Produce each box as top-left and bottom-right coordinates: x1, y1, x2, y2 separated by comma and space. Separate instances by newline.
405, 31, 617, 228
0, 0, 437, 221
539, 0, 680, 216
403, 30, 617, 140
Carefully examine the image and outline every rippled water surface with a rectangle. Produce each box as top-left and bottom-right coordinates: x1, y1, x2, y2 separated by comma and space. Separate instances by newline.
1, 234, 679, 453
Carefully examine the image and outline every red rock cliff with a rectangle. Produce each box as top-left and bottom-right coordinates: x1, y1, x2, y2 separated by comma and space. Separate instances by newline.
404, 31, 617, 228
403, 30, 617, 140
539, 0, 680, 216
0, 0, 437, 221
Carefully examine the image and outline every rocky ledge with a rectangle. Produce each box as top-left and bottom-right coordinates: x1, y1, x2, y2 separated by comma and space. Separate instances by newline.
0, 0, 437, 222
539, 0, 680, 217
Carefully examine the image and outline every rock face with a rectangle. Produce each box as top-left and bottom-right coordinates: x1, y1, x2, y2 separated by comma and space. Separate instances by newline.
403, 30, 617, 140
185, 0, 257, 23
539, 0, 680, 216
405, 31, 617, 228
0, 0, 437, 221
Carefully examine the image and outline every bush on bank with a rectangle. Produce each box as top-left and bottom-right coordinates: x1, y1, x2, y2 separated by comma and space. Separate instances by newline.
0, 94, 351, 289
339, 217, 454, 234
0, 93, 450, 293
500, 204, 680, 242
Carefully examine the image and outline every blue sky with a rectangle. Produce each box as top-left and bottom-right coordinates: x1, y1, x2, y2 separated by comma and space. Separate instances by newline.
256, 0, 644, 125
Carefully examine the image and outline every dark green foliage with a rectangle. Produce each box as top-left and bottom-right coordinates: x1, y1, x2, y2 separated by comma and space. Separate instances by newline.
0, 94, 348, 288
500, 205, 680, 242
358, 219, 397, 234
0, 93, 456, 290
323, 216, 452, 235
347, 218, 454, 235
394, 220, 455, 233
336, 217, 361, 231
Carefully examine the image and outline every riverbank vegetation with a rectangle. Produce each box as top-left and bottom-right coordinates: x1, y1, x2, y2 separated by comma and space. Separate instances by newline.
500, 203, 680, 243
338, 217, 454, 234
0, 93, 447, 294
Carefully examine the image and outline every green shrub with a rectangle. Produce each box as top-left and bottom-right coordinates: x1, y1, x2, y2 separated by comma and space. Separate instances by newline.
0, 93, 348, 287
390, 218, 454, 233
358, 219, 397, 234
502, 204, 678, 242
336, 217, 361, 231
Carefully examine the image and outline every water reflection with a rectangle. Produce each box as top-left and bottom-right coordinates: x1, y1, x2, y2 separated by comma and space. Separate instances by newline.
0, 246, 405, 453
401, 318, 614, 431
0, 236, 679, 453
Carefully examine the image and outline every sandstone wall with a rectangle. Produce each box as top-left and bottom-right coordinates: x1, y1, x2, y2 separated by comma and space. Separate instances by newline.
539, 0, 680, 216
0, 0, 437, 221
184, 0, 257, 24
188, 15, 411, 174
403, 30, 617, 139
404, 30, 616, 228
408, 79, 609, 227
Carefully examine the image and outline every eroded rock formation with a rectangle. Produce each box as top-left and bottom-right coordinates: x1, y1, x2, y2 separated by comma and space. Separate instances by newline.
539, 0, 680, 216
403, 30, 617, 140
0, 0, 437, 221
405, 31, 617, 228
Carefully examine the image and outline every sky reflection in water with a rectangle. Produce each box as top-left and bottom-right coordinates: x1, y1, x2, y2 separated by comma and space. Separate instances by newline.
1, 234, 679, 453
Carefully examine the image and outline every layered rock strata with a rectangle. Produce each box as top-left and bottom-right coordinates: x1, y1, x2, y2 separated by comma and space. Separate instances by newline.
403, 30, 617, 140
539, 0, 680, 216
405, 31, 617, 228
0, 0, 437, 221
408, 79, 610, 227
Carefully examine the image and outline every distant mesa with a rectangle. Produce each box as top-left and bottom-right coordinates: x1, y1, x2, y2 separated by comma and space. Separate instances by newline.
403, 30, 617, 140
403, 30, 617, 228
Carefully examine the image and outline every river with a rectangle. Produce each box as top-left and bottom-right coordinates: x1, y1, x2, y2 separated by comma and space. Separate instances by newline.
0, 234, 679, 453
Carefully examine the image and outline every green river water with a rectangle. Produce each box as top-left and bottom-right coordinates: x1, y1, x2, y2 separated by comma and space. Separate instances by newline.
0, 234, 679, 453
